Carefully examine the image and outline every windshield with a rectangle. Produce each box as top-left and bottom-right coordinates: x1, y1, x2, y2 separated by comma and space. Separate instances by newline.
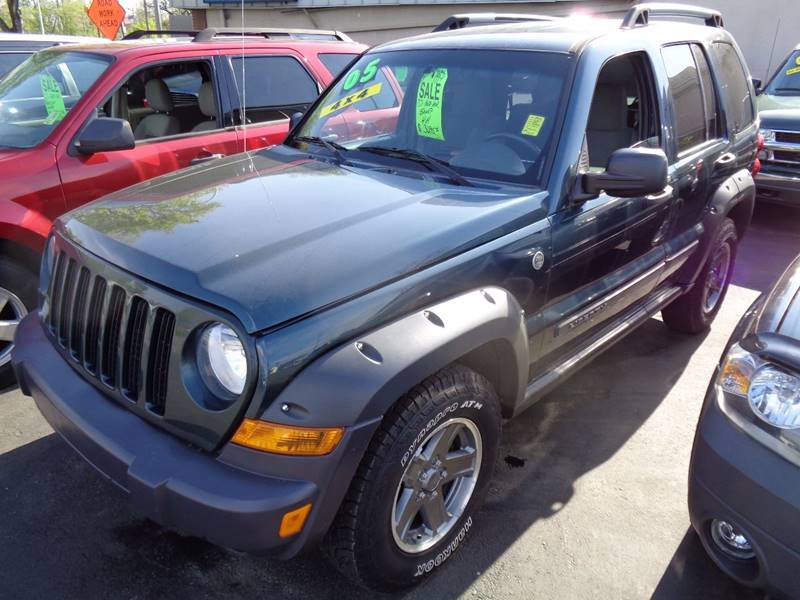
0, 51, 111, 149
765, 50, 800, 96
291, 49, 571, 186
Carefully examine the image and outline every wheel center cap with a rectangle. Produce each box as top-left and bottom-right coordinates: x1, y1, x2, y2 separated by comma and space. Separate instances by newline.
419, 466, 444, 492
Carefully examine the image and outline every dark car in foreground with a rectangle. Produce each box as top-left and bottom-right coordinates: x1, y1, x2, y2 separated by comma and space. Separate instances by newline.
13, 4, 758, 591
689, 255, 800, 599
0, 33, 97, 77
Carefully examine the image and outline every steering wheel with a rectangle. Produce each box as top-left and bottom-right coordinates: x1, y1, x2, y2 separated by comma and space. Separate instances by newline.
485, 132, 542, 161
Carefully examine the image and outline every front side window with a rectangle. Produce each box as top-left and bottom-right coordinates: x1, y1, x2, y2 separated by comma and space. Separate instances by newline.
0, 50, 111, 149
292, 49, 571, 186
662, 44, 707, 153
711, 42, 754, 135
585, 52, 661, 170
98, 60, 216, 141
230, 55, 318, 124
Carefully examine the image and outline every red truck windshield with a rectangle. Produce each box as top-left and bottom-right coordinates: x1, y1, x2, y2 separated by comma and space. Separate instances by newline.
0, 50, 111, 149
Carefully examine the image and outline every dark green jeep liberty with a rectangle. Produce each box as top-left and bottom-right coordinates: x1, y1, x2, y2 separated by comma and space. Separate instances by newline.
13, 4, 758, 591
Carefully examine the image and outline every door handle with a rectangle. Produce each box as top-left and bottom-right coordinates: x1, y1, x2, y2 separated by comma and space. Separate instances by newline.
645, 185, 674, 204
190, 152, 224, 166
715, 152, 736, 167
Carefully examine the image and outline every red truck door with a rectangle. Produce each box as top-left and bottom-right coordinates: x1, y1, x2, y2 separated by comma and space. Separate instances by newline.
57, 52, 241, 212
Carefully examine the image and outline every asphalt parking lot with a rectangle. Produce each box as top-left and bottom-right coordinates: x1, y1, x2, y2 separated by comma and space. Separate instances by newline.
1, 204, 797, 600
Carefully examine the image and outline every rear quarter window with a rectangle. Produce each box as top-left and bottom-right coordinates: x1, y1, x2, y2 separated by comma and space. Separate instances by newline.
318, 53, 358, 78
709, 42, 755, 135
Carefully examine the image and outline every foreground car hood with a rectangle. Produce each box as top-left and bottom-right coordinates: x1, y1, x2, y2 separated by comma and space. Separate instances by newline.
754, 254, 800, 340
758, 95, 800, 112
759, 108, 800, 130
61, 146, 544, 332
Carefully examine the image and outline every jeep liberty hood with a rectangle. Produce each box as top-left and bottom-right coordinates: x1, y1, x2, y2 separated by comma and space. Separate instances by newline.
60, 146, 546, 332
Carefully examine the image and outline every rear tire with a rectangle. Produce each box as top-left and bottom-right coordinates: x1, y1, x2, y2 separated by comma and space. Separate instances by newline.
0, 257, 37, 389
323, 364, 501, 592
662, 218, 737, 334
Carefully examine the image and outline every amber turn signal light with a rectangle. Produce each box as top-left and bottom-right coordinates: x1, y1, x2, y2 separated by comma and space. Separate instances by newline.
279, 503, 312, 538
231, 419, 344, 456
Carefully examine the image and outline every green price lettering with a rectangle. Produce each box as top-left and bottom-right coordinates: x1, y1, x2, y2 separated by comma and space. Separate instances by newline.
342, 58, 381, 91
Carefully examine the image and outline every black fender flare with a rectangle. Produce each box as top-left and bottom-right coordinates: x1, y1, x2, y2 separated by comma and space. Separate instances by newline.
262, 286, 529, 428
680, 168, 755, 286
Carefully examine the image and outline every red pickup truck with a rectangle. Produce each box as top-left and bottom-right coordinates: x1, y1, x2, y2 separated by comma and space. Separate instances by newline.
0, 28, 366, 385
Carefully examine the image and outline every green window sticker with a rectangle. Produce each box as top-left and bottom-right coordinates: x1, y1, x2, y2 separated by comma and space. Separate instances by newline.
521, 114, 545, 137
40, 73, 67, 125
342, 57, 381, 91
394, 66, 408, 83
416, 68, 448, 140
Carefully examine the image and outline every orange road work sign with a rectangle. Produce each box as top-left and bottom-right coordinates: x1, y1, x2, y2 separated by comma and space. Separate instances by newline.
87, 0, 126, 40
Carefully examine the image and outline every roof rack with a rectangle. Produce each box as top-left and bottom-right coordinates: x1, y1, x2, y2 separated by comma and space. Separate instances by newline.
433, 13, 558, 33
193, 27, 353, 43
621, 3, 724, 29
122, 30, 197, 40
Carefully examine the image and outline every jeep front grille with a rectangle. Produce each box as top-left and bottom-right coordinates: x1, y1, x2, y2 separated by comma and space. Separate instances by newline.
46, 250, 175, 410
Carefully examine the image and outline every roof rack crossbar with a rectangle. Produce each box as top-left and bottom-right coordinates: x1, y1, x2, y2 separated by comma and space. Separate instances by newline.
193, 27, 353, 43
122, 30, 198, 40
621, 3, 724, 29
433, 13, 558, 33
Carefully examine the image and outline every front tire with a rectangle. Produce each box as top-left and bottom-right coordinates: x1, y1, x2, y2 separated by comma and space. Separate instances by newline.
662, 218, 737, 334
324, 365, 501, 591
0, 257, 37, 389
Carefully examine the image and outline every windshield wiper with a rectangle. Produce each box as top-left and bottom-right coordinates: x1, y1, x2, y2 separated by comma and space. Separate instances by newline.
357, 145, 473, 187
293, 135, 348, 162
772, 87, 800, 93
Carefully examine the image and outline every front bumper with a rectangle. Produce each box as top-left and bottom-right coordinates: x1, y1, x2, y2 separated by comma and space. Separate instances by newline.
755, 170, 800, 205
689, 380, 800, 598
12, 313, 378, 557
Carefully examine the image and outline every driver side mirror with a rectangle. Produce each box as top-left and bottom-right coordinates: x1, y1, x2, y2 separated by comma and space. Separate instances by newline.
581, 147, 668, 199
289, 111, 304, 131
75, 117, 135, 155
752, 78, 763, 95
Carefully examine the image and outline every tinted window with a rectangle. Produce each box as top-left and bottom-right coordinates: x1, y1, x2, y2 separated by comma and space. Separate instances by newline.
0, 52, 31, 77
692, 45, 720, 139
710, 42, 754, 135
662, 44, 706, 153
318, 53, 358, 77
295, 49, 571, 186
231, 56, 318, 123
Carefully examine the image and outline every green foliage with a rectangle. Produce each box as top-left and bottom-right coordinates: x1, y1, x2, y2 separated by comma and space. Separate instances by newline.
76, 193, 221, 242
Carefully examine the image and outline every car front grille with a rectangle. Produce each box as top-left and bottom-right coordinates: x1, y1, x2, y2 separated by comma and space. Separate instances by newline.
45, 250, 175, 412
775, 130, 800, 145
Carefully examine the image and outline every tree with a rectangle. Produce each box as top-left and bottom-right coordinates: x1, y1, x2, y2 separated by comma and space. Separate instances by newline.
0, 0, 22, 32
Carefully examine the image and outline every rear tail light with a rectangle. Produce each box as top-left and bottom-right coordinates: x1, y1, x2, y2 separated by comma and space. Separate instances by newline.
751, 133, 764, 177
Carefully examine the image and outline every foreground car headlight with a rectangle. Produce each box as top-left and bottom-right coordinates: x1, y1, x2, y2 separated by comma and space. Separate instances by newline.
719, 344, 800, 429
759, 128, 776, 143
748, 366, 800, 429
197, 323, 247, 395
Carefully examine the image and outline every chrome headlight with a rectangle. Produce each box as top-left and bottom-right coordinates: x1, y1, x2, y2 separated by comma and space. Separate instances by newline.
197, 323, 247, 396
759, 128, 776, 143
748, 366, 800, 429
719, 344, 800, 430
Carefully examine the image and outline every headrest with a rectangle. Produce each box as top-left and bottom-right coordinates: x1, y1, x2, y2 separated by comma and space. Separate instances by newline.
145, 78, 173, 113
588, 84, 628, 131
198, 81, 216, 118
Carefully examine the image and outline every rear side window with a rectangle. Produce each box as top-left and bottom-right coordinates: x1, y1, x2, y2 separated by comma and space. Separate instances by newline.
710, 42, 754, 135
318, 53, 358, 78
661, 44, 707, 153
230, 55, 318, 124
